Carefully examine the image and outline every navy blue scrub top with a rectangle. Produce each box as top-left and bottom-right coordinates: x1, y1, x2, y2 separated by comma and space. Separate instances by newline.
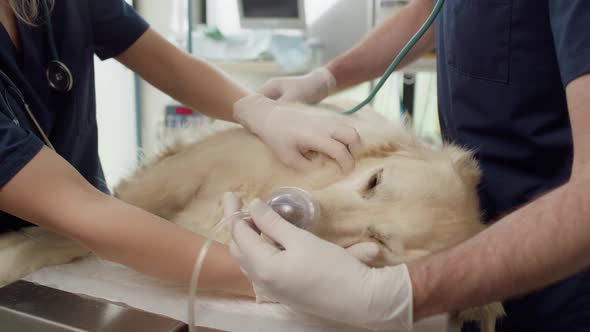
436, 1, 590, 331
0, 0, 149, 232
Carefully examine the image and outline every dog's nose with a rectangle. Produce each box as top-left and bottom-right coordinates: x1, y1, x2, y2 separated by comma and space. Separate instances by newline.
266, 187, 320, 231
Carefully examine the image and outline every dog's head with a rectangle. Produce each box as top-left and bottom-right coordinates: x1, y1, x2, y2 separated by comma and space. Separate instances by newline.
313, 146, 484, 265
305, 117, 484, 266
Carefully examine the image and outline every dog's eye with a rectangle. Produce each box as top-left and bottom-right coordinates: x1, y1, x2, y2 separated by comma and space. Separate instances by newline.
366, 169, 383, 191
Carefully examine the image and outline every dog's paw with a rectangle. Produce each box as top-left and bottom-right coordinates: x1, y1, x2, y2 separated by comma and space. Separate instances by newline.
0, 236, 90, 287
0, 232, 29, 250
0, 246, 32, 287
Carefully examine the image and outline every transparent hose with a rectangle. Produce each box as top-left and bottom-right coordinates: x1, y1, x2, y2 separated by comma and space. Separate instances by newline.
187, 211, 250, 332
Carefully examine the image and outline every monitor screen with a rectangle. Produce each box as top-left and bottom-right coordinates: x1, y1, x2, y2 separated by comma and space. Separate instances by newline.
242, 0, 300, 18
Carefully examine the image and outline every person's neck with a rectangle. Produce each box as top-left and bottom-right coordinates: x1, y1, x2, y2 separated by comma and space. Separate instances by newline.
0, 0, 21, 53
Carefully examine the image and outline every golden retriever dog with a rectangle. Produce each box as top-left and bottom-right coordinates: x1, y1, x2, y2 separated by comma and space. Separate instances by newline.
0, 100, 503, 331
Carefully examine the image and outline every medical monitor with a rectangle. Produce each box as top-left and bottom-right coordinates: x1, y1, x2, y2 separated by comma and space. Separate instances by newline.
238, 0, 306, 30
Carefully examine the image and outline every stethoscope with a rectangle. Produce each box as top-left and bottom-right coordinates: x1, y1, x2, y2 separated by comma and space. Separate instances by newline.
41, 0, 74, 93
0, 0, 73, 150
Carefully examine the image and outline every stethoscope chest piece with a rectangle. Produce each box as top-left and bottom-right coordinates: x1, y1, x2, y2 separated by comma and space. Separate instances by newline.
46, 60, 73, 93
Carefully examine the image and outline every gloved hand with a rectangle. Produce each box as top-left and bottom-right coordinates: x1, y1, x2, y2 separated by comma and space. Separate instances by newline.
257, 67, 337, 104
224, 193, 383, 265
233, 94, 361, 173
225, 193, 414, 332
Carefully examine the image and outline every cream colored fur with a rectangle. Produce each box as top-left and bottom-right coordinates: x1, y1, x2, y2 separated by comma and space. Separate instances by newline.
0, 100, 504, 331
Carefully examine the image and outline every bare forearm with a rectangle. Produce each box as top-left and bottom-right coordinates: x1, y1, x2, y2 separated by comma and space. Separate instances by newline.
0, 148, 253, 297
117, 29, 250, 122
73, 194, 253, 296
326, 0, 436, 90
409, 178, 590, 319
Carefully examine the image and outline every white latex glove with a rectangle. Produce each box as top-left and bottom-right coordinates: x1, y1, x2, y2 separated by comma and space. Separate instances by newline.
225, 194, 414, 332
233, 94, 361, 173
257, 67, 337, 104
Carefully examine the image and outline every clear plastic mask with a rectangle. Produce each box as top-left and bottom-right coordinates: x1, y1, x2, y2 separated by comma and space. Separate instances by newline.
265, 187, 320, 230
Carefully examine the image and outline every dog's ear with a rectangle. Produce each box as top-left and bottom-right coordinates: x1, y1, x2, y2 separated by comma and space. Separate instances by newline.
447, 146, 481, 187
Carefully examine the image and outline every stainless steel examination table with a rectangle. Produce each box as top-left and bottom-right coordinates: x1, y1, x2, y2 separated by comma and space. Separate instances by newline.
0, 281, 188, 332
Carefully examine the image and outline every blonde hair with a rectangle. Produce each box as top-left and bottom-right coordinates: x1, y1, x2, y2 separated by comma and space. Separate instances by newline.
9, 0, 54, 26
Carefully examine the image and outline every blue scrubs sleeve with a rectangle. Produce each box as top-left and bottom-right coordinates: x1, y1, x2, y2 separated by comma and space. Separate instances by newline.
549, 0, 590, 85
0, 112, 45, 189
90, 0, 150, 60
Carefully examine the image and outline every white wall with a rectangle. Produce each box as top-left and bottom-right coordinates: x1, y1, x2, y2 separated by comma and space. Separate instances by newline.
305, 0, 370, 63
95, 0, 139, 190
133, 0, 178, 158
95, 58, 138, 190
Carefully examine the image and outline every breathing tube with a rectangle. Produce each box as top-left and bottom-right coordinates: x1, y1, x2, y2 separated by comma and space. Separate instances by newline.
341, 0, 445, 115
187, 187, 320, 332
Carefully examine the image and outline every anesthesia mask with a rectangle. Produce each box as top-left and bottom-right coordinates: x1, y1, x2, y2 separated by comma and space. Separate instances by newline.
264, 187, 320, 231
187, 187, 320, 332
